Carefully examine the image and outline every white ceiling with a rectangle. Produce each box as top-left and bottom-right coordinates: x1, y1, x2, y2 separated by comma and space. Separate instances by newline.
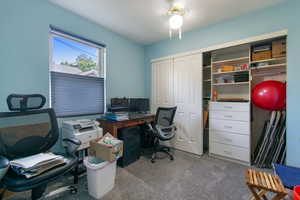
49, 0, 286, 45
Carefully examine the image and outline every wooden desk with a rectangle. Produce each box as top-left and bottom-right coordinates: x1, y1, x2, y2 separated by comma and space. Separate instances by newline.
97, 114, 155, 138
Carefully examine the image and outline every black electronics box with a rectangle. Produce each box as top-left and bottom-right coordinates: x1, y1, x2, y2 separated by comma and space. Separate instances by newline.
234, 71, 249, 82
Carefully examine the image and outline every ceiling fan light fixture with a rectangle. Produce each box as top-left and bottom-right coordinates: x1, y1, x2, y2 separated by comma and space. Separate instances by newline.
169, 14, 183, 30
167, 3, 185, 40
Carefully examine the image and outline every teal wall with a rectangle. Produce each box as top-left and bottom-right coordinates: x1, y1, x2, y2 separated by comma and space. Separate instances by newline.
145, 0, 300, 167
0, 0, 146, 112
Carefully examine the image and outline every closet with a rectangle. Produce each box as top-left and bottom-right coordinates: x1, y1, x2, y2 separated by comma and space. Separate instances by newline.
151, 31, 287, 166
151, 53, 203, 155
207, 35, 287, 166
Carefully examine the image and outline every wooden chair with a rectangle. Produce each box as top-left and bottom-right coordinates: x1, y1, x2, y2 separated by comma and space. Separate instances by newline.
245, 169, 288, 200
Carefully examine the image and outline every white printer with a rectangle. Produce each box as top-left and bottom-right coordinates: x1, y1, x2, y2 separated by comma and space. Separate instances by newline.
62, 119, 103, 150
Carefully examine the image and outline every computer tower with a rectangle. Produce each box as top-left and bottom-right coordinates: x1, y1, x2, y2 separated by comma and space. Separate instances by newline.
117, 126, 141, 167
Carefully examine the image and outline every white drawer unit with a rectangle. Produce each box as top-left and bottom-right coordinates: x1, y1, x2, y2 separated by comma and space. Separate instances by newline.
209, 102, 251, 164
210, 142, 250, 163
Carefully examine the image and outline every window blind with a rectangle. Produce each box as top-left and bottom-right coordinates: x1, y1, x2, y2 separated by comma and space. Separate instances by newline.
51, 71, 105, 117
50, 25, 106, 48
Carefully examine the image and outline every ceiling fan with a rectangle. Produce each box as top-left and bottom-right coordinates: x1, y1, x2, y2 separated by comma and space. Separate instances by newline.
167, 1, 186, 40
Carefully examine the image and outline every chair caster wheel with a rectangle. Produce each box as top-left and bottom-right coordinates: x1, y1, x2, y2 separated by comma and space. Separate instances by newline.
70, 187, 77, 194
170, 156, 174, 161
151, 159, 155, 163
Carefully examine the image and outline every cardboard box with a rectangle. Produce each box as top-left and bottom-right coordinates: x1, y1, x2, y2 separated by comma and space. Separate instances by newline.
252, 50, 272, 61
221, 65, 235, 72
89, 133, 123, 162
272, 39, 286, 58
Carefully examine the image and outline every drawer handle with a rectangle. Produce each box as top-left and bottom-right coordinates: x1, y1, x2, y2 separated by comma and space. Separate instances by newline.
224, 115, 233, 118
224, 150, 232, 155
224, 138, 232, 142
224, 125, 232, 129
224, 106, 232, 109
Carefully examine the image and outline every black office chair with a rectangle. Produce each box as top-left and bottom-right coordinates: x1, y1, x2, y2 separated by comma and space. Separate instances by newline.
146, 107, 177, 163
0, 94, 81, 200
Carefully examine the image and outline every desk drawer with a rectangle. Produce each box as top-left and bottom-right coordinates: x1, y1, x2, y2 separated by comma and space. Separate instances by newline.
210, 142, 250, 162
210, 110, 249, 122
210, 119, 250, 135
210, 102, 250, 112
210, 131, 249, 148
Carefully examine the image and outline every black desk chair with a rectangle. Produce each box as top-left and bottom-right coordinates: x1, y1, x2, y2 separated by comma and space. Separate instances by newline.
0, 94, 81, 200
146, 107, 177, 163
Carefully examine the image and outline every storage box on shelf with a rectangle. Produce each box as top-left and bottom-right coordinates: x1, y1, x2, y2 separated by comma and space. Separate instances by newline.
272, 39, 286, 58
252, 50, 272, 61
251, 43, 272, 61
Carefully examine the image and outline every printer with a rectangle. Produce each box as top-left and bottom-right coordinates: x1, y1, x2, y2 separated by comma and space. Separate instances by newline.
62, 119, 103, 151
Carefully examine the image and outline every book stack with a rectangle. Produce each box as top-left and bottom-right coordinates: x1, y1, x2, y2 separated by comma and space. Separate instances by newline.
105, 112, 129, 121
253, 44, 271, 53
10, 153, 66, 179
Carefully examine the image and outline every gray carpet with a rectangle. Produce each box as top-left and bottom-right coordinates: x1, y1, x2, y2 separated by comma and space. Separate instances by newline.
9, 151, 288, 200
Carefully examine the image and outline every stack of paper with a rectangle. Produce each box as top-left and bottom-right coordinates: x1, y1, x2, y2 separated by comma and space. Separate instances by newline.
105, 112, 129, 121
10, 153, 66, 178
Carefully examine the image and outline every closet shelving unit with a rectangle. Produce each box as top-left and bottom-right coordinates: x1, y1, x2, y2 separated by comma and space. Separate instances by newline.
206, 35, 287, 166
211, 44, 251, 102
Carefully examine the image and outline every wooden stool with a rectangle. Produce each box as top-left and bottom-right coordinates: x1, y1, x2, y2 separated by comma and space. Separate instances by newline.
245, 169, 288, 200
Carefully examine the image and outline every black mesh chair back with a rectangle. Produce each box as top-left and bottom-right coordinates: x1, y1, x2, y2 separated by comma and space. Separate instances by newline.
148, 107, 177, 163
0, 94, 59, 160
155, 107, 177, 127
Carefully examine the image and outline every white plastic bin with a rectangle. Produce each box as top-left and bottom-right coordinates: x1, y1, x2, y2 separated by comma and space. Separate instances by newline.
84, 156, 116, 199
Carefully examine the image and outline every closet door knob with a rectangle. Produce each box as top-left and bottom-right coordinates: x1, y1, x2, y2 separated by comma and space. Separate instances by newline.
224, 125, 232, 129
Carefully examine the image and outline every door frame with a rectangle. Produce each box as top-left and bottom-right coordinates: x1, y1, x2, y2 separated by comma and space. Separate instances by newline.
150, 29, 288, 63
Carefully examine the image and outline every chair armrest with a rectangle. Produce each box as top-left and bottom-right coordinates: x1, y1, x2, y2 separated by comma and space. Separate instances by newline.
145, 121, 154, 131
0, 156, 10, 181
155, 124, 177, 140
63, 138, 82, 155
157, 124, 177, 131
63, 138, 81, 146
0, 156, 9, 169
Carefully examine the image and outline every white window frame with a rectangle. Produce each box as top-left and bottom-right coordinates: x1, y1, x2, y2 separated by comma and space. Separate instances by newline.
48, 30, 107, 116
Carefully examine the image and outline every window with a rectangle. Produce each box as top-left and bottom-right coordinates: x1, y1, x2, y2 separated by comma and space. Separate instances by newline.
49, 26, 106, 117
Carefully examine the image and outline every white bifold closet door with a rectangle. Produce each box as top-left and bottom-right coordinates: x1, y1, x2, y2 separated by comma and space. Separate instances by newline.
151, 53, 203, 155
151, 58, 174, 111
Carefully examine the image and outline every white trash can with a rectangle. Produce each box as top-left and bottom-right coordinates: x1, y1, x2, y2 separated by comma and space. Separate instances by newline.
84, 156, 117, 199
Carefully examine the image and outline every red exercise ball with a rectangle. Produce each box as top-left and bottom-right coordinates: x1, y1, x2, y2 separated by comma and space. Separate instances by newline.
252, 80, 286, 111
